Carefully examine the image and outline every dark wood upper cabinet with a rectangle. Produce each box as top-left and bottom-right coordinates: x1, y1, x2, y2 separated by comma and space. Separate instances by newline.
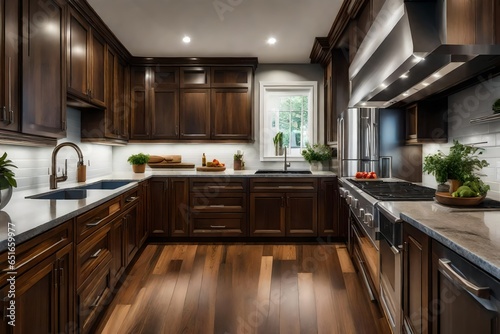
180, 67, 210, 88
179, 89, 210, 139
151, 67, 179, 139
211, 88, 252, 140
21, 0, 66, 139
211, 67, 252, 88
130, 67, 149, 140
405, 98, 447, 145
0, 0, 20, 132
67, 9, 106, 108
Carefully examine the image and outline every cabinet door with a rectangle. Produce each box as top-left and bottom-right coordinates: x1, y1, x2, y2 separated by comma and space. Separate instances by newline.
89, 31, 105, 107
0, 0, 20, 131
115, 59, 129, 139
180, 67, 210, 88
124, 205, 139, 264
210, 67, 251, 88
111, 216, 126, 286
403, 223, 430, 334
130, 67, 149, 139
211, 88, 252, 140
150, 178, 169, 236
151, 67, 179, 139
286, 193, 317, 236
318, 179, 340, 237
249, 193, 285, 236
104, 47, 116, 138
55, 243, 74, 334
67, 9, 89, 100
22, 0, 66, 138
179, 89, 210, 139
138, 181, 149, 246
170, 178, 189, 237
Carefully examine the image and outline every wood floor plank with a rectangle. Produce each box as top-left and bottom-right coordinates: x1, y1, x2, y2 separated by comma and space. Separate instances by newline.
194, 245, 223, 334
273, 245, 297, 260
298, 273, 318, 334
261, 258, 281, 334
252, 256, 273, 334
214, 250, 234, 334
336, 245, 355, 273
279, 260, 300, 334
101, 304, 131, 334
152, 244, 176, 275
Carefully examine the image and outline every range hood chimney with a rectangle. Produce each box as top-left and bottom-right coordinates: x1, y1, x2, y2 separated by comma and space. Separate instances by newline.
349, 0, 500, 108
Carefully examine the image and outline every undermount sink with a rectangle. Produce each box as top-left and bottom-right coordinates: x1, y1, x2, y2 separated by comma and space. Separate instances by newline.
76, 180, 133, 190
27, 189, 88, 200
254, 170, 312, 175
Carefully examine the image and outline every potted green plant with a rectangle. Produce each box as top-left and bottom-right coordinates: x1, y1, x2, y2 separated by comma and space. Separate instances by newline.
127, 153, 150, 173
301, 143, 332, 171
233, 151, 244, 170
273, 132, 284, 156
423, 140, 490, 193
0, 152, 17, 210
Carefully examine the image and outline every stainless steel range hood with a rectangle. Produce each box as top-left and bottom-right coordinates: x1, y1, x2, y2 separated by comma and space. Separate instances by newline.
349, 0, 500, 108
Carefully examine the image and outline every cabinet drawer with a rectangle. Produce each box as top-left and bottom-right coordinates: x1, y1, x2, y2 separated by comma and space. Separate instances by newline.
191, 178, 247, 193
0, 221, 72, 282
122, 186, 140, 210
191, 213, 246, 236
191, 193, 246, 212
77, 198, 121, 243
250, 178, 318, 192
78, 262, 112, 334
76, 224, 112, 288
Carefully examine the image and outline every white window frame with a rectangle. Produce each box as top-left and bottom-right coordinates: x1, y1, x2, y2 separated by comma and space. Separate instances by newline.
259, 81, 318, 161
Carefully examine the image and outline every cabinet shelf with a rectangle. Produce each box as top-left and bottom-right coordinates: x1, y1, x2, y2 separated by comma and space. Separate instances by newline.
470, 113, 500, 124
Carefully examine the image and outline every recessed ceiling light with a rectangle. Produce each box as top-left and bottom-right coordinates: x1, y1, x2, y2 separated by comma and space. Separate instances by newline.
400, 73, 409, 79
380, 83, 387, 89
182, 36, 191, 44
267, 37, 277, 45
422, 82, 429, 86
361, 102, 367, 106
413, 55, 424, 63
433, 73, 441, 78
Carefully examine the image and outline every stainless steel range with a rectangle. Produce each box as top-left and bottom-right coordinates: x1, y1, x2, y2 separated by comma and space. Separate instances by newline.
339, 178, 436, 334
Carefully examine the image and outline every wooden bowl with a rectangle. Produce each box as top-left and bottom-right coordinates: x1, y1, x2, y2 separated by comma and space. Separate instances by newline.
434, 192, 486, 206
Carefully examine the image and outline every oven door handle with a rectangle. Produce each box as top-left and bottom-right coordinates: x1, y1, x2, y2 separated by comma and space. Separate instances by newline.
390, 245, 401, 255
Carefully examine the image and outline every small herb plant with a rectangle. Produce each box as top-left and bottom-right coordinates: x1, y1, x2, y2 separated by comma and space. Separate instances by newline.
233, 152, 244, 161
273, 132, 283, 147
0, 152, 17, 189
423, 140, 490, 184
127, 153, 150, 165
301, 144, 332, 163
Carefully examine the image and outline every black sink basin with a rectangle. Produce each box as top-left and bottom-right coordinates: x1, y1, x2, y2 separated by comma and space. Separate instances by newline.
27, 189, 88, 200
77, 180, 132, 190
254, 170, 312, 175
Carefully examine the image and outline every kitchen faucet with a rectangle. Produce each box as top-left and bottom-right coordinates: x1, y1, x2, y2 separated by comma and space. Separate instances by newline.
283, 146, 291, 171
50, 142, 84, 189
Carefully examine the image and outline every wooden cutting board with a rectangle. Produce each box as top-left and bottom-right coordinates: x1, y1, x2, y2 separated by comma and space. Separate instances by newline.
196, 166, 226, 172
148, 162, 195, 169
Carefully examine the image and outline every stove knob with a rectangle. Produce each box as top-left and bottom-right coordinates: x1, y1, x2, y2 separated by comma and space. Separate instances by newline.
339, 187, 346, 198
353, 198, 359, 209
359, 208, 365, 220
343, 189, 350, 198
347, 195, 353, 205
364, 213, 374, 228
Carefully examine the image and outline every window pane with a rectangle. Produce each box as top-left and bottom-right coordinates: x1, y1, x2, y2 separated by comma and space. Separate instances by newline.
290, 96, 303, 111
279, 97, 290, 111
291, 111, 302, 148
279, 111, 290, 146
302, 96, 309, 111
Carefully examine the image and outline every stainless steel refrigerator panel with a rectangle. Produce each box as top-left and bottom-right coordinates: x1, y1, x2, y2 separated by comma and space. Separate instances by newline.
340, 108, 360, 161
360, 108, 379, 161
342, 160, 361, 177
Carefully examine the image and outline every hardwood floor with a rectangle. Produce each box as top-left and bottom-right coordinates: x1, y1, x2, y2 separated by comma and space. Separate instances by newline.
96, 243, 390, 334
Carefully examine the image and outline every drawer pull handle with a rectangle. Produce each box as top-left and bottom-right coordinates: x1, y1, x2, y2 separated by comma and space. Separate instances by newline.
2, 237, 66, 273
90, 249, 102, 259
210, 225, 226, 229
438, 259, 491, 299
209, 205, 225, 207
89, 294, 102, 309
86, 217, 106, 227
126, 196, 138, 203
278, 186, 294, 188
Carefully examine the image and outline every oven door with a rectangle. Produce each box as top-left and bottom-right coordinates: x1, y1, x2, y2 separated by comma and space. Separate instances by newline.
349, 209, 380, 301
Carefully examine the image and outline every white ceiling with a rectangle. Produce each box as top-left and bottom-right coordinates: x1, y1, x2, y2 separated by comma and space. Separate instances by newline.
87, 0, 343, 63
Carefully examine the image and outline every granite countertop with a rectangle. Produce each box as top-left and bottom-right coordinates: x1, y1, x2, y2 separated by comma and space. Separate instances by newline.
378, 200, 500, 279
0, 169, 336, 252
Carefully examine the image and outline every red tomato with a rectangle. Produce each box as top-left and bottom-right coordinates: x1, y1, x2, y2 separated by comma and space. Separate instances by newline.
362, 172, 368, 178
355, 172, 363, 178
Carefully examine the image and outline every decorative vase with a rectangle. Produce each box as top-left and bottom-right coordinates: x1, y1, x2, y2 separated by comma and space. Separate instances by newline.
309, 161, 322, 172
275, 144, 284, 156
448, 179, 461, 194
132, 164, 146, 173
0, 185, 12, 211
234, 160, 242, 170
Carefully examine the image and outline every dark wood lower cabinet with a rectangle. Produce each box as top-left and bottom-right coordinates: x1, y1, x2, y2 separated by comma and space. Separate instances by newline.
150, 178, 169, 236
431, 240, 500, 334
250, 193, 286, 236
123, 205, 139, 264
319, 178, 341, 237
403, 223, 430, 334
286, 193, 317, 236
169, 178, 189, 237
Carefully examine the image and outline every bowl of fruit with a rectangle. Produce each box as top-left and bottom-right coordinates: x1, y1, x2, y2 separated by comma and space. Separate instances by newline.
197, 159, 226, 172
355, 171, 378, 180
434, 179, 488, 206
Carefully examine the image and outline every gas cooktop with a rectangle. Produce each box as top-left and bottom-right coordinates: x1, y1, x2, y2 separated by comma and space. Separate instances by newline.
347, 179, 436, 201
